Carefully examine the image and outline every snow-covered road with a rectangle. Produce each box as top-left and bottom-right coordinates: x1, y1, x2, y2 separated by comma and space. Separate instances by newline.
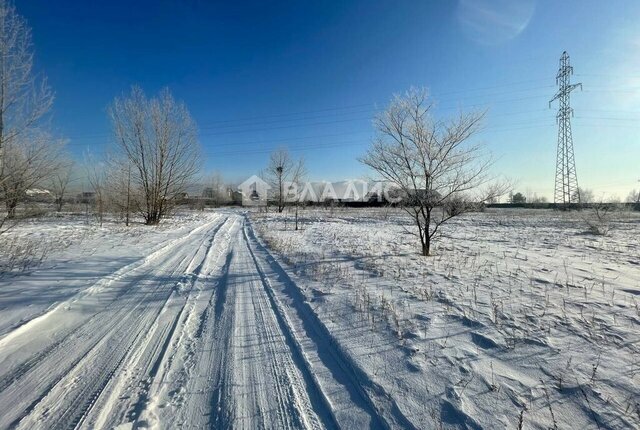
0, 213, 379, 429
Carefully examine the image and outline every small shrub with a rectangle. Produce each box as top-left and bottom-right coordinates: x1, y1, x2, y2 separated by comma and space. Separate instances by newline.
580, 202, 621, 236
0, 236, 50, 276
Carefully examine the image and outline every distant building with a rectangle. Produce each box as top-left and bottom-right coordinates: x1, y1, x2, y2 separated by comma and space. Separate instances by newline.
228, 188, 243, 205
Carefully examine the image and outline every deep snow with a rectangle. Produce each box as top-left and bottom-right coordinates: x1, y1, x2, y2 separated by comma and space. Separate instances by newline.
251, 207, 640, 429
0, 207, 638, 429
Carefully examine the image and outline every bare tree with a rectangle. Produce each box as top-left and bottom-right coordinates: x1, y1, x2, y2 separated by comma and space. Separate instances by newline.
265, 148, 305, 213
203, 171, 227, 206
285, 158, 306, 230
123, 163, 132, 225
1, 132, 62, 217
0, 1, 56, 218
105, 157, 135, 225
49, 157, 73, 212
109, 87, 201, 225
626, 189, 639, 205
82, 154, 109, 227
360, 87, 504, 256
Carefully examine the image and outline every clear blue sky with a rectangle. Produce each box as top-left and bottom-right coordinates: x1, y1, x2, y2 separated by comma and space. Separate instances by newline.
19, 0, 640, 199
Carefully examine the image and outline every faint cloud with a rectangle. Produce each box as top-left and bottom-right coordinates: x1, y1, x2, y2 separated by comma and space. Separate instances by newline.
604, 30, 640, 109
457, 0, 536, 45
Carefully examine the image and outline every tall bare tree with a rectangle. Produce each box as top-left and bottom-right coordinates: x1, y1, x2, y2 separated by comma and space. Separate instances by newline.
361, 87, 504, 256
0, 1, 56, 218
109, 87, 201, 225
49, 157, 73, 212
105, 156, 134, 225
265, 148, 305, 213
288, 159, 306, 230
85, 159, 108, 227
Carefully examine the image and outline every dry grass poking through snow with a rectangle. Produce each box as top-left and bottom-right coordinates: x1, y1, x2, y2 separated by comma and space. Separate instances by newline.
251, 207, 640, 429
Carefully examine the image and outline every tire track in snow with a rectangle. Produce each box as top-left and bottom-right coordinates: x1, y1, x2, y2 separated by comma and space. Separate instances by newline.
2, 211, 402, 429
136, 217, 238, 429
78, 217, 232, 429
68, 217, 232, 430
0, 215, 223, 390
244, 218, 415, 429
103, 217, 237, 428
208, 217, 334, 429
239, 223, 339, 429
151, 215, 332, 429
0, 215, 221, 349
246, 256, 325, 430
1, 217, 228, 429
0, 218, 216, 398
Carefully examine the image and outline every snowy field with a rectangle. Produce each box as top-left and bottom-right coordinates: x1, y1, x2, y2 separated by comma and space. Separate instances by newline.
0, 211, 218, 338
251, 207, 640, 429
0, 207, 638, 429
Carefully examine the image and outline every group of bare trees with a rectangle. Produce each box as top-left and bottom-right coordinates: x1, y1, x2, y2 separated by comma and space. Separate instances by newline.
0, 1, 68, 225
260, 87, 502, 247
77, 87, 202, 226
0, 1, 202, 229
0, 0, 632, 245
258, 87, 505, 251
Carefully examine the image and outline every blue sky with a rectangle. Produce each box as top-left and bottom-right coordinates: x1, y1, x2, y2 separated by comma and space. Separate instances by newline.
19, 0, 640, 199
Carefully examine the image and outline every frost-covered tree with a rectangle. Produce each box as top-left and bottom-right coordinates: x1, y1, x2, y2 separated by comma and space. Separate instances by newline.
265, 148, 305, 213
85, 158, 108, 227
1, 132, 62, 217
105, 157, 135, 225
109, 87, 201, 225
361, 87, 505, 256
0, 1, 59, 218
203, 171, 228, 206
48, 157, 73, 212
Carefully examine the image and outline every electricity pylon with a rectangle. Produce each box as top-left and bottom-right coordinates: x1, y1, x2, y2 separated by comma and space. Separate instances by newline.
550, 51, 582, 205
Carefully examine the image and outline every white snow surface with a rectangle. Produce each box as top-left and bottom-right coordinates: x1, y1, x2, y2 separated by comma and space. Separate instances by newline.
0, 207, 638, 429
251, 207, 640, 430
